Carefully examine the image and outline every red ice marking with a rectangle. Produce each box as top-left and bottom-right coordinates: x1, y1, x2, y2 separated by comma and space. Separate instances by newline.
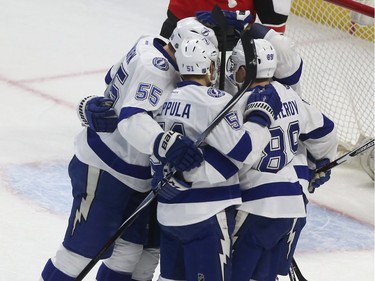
15, 69, 106, 83
2, 78, 74, 109
309, 198, 374, 228
0, 69, 106, 110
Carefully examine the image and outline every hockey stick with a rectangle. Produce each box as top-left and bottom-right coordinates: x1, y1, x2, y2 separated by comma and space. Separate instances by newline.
74, 30, 256, 281
195, 31, 256, 146
292, 144, 375, 279
288, 263, 297, 281
291, 258, 308, 281
211, 4, 228, 90
316, 138, 374, 173
307, 138, 374, 193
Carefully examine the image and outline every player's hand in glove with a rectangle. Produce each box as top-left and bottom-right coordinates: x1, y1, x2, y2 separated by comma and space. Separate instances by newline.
151, 163, 191, 200
308, 158, 331, 193
244, 84, 282, 127
153, 131, 203, 172
196, 10, 253, 36
77, 96, 118, 132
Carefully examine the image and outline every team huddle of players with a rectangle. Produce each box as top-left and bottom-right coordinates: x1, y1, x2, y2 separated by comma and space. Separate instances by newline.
39, 1, 338, 281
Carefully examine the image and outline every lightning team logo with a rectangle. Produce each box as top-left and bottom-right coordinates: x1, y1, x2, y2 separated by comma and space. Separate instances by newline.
232, 211, 247, 246
153, 57, 169, 71
71, 166, 100, 235
287, 218, 298, 258
207, 87, 225, 98
217, 212, 231, 281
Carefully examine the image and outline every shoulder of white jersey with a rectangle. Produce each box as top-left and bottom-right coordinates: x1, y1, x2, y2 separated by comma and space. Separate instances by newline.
175, 84, 233, 111
265, 30, 303, 84
127, 36, 176, 75
270, 80, 299, 98
205, 87, 237, 111
264, 29, 295, 51
205, 87, 245, 118
204, 87, 230, 99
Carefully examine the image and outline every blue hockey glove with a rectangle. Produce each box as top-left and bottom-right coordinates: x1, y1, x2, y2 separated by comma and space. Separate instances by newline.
77, 96, 118, 132
308, 158, 331, 193
151, 163, 191, 200
196, 10, 253, 35
244, 84, 282, 127
153, 131, 203, 172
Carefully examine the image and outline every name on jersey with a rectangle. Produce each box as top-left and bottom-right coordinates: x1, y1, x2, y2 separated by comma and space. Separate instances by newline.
126, 45, 137, 64
276, 100, 299, 119
161, 101, 191, 118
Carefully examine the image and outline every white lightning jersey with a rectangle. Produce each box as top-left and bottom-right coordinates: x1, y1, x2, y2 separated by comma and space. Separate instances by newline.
74, 36, 180, 192
155, 81, 271, 226
238, 81, 337, 218
265, 29, 303, 95
225, 29, 303, 96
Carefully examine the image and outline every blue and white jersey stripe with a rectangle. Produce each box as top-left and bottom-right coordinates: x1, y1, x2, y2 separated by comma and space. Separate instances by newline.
74, 36, 180, 192
155, 82, 271, 226
238, 81, 337, 218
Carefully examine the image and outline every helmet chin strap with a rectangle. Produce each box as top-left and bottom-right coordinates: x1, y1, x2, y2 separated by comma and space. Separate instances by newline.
228, 69, 244, 90
234, 64, 249, 90
209, 71, 217, 86
234, 78, 243, 90
209, 61, 219, 86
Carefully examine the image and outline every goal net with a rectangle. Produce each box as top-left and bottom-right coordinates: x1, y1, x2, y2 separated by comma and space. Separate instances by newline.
285, 0, 374, 178
286, 0, 374, 147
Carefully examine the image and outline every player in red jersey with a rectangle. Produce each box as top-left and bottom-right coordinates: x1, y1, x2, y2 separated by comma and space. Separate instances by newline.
160, 0, 291, 40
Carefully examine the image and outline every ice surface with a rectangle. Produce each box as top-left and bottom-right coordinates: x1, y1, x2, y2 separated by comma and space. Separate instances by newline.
0, 0, 373, 280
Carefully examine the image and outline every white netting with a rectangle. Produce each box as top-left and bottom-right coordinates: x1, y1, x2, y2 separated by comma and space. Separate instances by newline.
286, 0, 374, 151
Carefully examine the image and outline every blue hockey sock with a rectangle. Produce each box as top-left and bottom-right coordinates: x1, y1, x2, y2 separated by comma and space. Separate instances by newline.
96, 263, 133, 281
41, 259, 74, 281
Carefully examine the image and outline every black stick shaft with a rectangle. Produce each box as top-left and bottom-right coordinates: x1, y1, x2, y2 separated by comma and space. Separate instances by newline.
75, 25, 257, 281
211, 4, 228, 90
75, 191, 157, 280
292, 258, 308, 281
316, 138, 374, 173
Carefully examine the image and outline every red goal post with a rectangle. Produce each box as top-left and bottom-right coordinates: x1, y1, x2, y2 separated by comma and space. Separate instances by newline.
286, 0, 374, 154
327, 0, 374, 17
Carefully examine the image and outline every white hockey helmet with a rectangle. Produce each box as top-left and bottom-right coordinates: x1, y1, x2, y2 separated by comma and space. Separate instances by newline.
170, 17, 218, 50
227, 38, 277, 85
175, 37, 219, 85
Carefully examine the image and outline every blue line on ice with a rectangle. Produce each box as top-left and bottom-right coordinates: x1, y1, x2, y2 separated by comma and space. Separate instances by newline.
4, 162, 374, 252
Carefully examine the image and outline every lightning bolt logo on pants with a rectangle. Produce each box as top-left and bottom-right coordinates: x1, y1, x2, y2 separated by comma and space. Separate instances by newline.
287, 218, 298, 258
232, 210, 248, 246
71, 166, 100, 235
217, 211, 231, 281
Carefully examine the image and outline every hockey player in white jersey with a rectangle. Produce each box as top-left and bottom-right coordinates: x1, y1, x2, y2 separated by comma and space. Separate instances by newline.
39, 19, 218, 281
248, 22, 303, 94
151, 36, 282, 281
226, 38, 338, 281
224, 22, 303, 98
